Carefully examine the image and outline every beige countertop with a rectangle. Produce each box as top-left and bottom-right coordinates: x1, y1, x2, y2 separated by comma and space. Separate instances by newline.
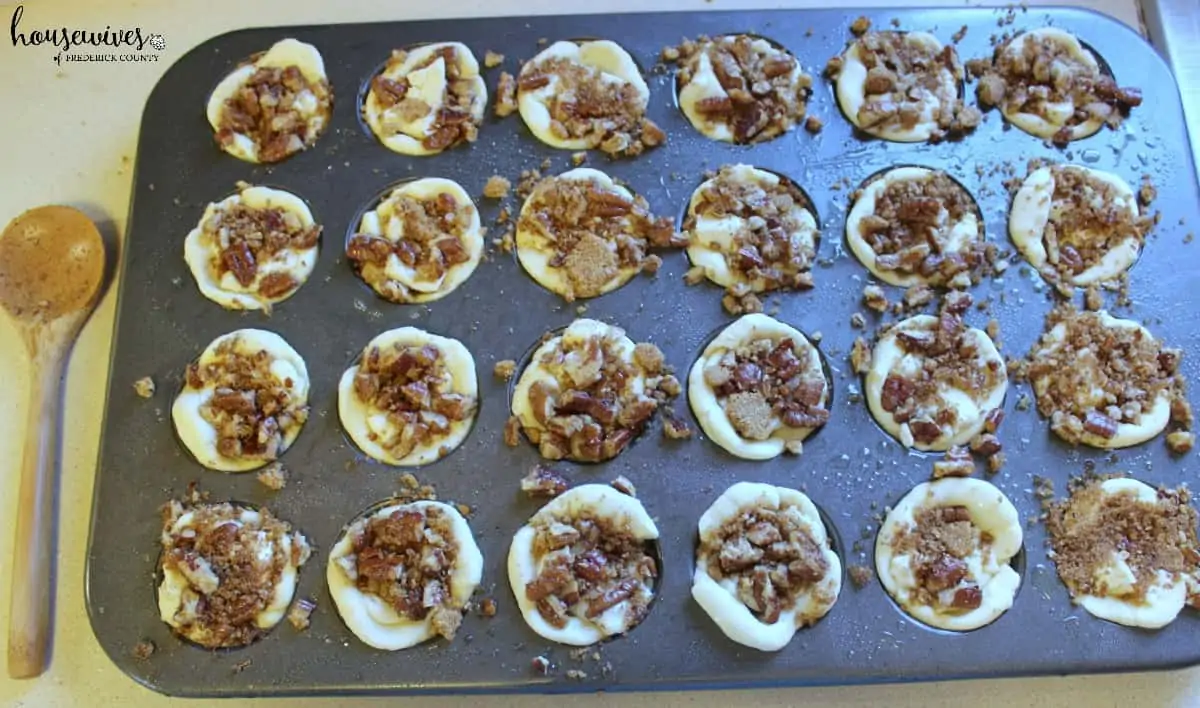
0, 0, 1192, 705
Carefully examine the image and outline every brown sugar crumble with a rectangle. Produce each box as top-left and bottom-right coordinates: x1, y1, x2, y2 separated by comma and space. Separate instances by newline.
200, 194, 322, 305
804, 115, 824, 133
1020, 305, 1184, 446
967, 31, 1142, 145
853, 169, 985, 286
1167, 431, 1195, 455
850, 337, 872, 374
682, 165, 819, 313
394, 473, 439, 504
701, 502, 834, 623
517, 174, 684, 301
1138, 176, 1157, 207
132, 639, 156, 660
215, 63, 332, 163
850, 16, 872, 36
349, 341, 477, 461
346, 188, 476, 303
133, 376, 156, 398
517, 47, 663, 156
159, 500, 311, 648
668, 35, 814, 144
185, 335, 309, 465
848, 564, 874, 589
523, 510, 657, 632
333, 505, 468, 641
662, 406, 694, 440
494, 72, 518, 117
483, 175, 511, 199
833, 32, 981, 141
1047, 475, 1200, 607
256, 462, 288, 491
493, 359, 517, 381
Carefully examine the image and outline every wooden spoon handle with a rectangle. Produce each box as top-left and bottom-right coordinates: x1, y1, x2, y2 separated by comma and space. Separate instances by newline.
7, 352, 65, 679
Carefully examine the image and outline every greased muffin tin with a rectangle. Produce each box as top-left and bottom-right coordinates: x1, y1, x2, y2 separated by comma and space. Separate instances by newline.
86, 7, 1200, 697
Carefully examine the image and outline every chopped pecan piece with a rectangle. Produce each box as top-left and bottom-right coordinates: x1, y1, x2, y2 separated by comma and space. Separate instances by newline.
520, 465, 569, 498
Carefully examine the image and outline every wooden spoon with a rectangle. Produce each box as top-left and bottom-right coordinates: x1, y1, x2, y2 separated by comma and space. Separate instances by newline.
0, 206, 105, 679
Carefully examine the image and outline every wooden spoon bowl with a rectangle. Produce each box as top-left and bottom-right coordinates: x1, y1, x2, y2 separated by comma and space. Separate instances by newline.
0, 206, 105, 679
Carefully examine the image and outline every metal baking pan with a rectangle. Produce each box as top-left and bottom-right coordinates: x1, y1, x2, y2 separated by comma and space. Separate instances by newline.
85, 7, 1200, 697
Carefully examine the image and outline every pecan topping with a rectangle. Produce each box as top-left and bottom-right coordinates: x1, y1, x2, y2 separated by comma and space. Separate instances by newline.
684, 165, 819, 302
1026, 165, 1150, 291
343, 505, 466, 640
346, 185, 477, 303
201, 197, 320, 302
189, 335, 308, 465
892, 504, 990, 614
670, 35, 813, 143
707, 332, 829, 441
854, 170, 983, 287
1047, 477, 1200, 607
521, 464, 570, 498
1024, 306, 1181, 447
352, 341, 476, 462
518, 175, 683, 301
159, 500, 310, 648
967, 30, 1141, 143
525, 512, 657, 631
369, 45, 483, 152
513, 323, 677, 463
517, 45, 660, 156
216, 63, 332, 163
701, 502, 831, 625
873, 298, 1005, 449
843, 32, 979, 141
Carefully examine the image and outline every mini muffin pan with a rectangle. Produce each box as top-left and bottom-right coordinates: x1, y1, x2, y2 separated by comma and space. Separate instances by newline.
87, 7, 1200, 697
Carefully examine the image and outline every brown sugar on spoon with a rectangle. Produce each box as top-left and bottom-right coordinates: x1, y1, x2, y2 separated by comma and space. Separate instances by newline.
0, 205, 105, 678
